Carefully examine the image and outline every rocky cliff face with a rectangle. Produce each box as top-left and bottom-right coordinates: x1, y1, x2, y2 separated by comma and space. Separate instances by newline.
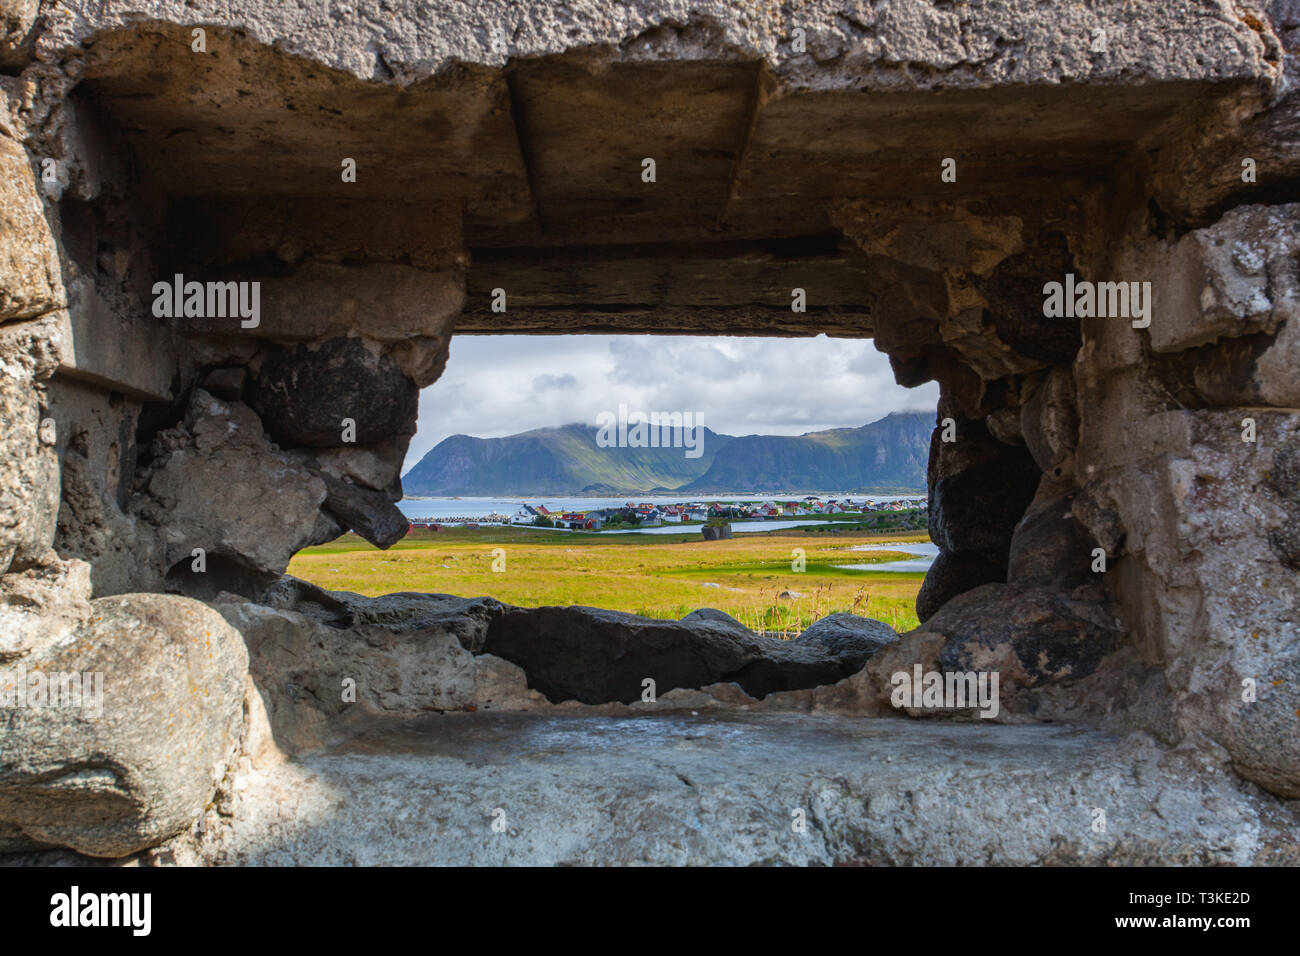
1, 0, 1298, 862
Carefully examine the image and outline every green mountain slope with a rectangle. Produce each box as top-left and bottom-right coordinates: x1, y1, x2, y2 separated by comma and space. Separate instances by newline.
402, 423, 734, 496
676, 411, 932, 493
402, 411, 933, 496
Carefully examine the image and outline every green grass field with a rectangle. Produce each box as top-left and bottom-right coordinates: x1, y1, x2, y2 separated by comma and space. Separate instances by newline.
290, 524, 929, 635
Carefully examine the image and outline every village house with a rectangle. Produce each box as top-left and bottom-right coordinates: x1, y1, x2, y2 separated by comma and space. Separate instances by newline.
559, 511, 602, 530
621, 505, 662, 526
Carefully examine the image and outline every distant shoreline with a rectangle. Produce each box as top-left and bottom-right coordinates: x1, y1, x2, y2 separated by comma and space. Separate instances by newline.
401, 490, 927, 501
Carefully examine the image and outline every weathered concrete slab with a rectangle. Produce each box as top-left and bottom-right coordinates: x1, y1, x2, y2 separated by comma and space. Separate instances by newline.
41, 0, 1271, 88
53, 298, 175, 402
459, 237, 878, 335
160, 713, 1299, 866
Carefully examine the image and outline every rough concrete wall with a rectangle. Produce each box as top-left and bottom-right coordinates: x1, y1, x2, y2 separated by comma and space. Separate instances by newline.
1068, 202, 1300, 796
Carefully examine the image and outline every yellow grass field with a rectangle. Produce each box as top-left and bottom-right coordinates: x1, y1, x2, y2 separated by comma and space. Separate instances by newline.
289, 525, 929, 635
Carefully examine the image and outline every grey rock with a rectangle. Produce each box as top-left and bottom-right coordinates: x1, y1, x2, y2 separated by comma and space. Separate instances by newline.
263, 577, 503, 650
915, 549, 1005, 622
0, 593, 247, 857
681, 606, 752, 635
927, 417, 1041, 566
213, 590, 540, 754
48, 376, 161, 596
976, 230, 1080, 366
483, 604, 897, 704
0, 558, 92, 664
249, 338, 417, 448
304, 508, 344, 549
319, 472, 408, 549
38, 0, 1270, 90
1007, 481, 1098, 590
794, 612, 898, 670
215, 599, 480, 754
1148, 205, 1298, 357
1020, 366, 1080, 478
139, 389, 326, 598
1070, 408, 1300, 797
930, 584, 1121, 691
301, 437, 408, 495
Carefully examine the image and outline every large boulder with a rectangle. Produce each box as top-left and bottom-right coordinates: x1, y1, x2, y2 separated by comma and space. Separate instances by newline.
483, 605, 898, 704
217, 599, 479, 753
0, 593, 248, 857
679, 607, 754, 640
216, 589, 546, 754
795, 612, 899, 670
249, 337, 418, 448
875, 583, 1123, 717
262, 576, 502, 650
1007, 480, 1098, 590
933, 585, 1122, 689
915, 549, 1005, 622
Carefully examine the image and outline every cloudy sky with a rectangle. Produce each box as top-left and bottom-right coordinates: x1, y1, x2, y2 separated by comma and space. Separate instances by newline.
403, 334, 939, 473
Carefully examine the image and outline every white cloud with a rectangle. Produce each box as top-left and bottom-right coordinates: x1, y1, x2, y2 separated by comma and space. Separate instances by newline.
403, 334, 938, 472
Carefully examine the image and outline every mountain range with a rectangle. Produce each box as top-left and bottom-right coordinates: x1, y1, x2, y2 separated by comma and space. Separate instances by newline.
401, 411, 933, 496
